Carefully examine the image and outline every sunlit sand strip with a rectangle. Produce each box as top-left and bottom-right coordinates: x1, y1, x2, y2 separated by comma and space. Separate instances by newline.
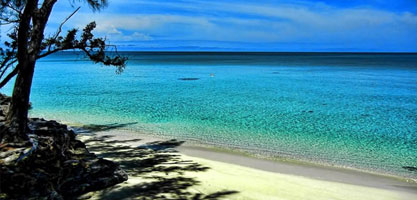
77, 129, 416, 200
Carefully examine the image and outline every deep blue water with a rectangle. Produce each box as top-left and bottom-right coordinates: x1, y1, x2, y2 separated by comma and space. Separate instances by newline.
2, 52, 416, 178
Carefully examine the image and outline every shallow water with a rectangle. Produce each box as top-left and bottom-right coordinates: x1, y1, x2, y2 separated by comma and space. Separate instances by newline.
2, 52, 416, 178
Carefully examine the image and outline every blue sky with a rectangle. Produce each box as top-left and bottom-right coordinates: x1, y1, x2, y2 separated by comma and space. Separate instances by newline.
5, 0, 417, 51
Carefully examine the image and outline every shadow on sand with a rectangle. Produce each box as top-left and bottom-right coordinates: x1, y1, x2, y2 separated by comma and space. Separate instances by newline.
74, 122, 138, 133
78, 124, 238, 200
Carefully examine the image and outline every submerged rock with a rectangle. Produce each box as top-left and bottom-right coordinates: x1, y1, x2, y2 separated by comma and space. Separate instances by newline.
178, 78, 200, 81
0, 94, 127, 199
403, 166, 417, 172
301, 110, 314, 113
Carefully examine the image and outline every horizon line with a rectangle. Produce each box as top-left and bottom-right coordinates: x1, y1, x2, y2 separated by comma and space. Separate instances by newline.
56, 50, 417, 54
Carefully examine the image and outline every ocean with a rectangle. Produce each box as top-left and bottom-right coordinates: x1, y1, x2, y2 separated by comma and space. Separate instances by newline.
1, 52, 416, 178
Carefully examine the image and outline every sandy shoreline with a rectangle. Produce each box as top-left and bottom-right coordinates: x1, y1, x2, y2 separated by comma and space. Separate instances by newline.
76, 128, 417, 200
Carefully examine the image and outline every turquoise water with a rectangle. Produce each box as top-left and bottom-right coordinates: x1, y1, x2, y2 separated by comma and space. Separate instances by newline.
1, 52, 417, 178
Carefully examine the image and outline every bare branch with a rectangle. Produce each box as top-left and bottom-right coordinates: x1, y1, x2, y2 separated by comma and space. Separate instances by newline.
54, 7, 80, 40
48, 6, 80, 51
0, 65, 17, 88
0, 58, 17, 79
0, 16, 19, 24
73, 0, 108, 11
6, 2, 23, 14
0, 2, 22, 25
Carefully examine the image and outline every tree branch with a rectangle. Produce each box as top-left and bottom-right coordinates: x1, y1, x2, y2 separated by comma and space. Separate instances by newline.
48, 6, 80, 52
39, 22, 127, 73
55, 6, 80, 39
0, 58, 17, 79
6, 2, 23, 15
0, 16, 19, 24
0, 65, 17, 88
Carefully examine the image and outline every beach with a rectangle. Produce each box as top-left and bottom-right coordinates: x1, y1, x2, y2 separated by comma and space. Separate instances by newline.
1, 52, 416, 199
1, 0, 416, 199
77, 129, 417, 200
16, 52, 416, 180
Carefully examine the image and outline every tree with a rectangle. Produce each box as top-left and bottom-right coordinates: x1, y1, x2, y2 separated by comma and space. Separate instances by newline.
0, 0, 126, 143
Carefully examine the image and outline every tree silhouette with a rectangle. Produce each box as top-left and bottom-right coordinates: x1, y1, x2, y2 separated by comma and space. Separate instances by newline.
0, 0, 127, 143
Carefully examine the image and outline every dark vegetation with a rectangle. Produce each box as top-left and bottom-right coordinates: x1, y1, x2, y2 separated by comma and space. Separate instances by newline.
0, 94, 128, 199
0, 0, 127, 143
0, 1, 129, 197
0, 1, 237, 199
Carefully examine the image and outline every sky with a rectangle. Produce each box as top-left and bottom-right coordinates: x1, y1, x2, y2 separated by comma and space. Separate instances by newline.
3, 0, 417, 52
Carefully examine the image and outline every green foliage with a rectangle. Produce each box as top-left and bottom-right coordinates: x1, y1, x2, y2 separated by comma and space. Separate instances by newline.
40, 21, 127, 73
73, 0, 107, 11
0, 0, 127, 88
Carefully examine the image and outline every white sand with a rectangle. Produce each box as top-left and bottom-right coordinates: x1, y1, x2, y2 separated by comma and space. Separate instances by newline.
79, 129, 417, 200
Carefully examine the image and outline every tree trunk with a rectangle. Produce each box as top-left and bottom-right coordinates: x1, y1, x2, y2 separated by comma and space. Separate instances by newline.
4, 60, 36, 142
2, 0, 38, 143
2, 0, 57, 143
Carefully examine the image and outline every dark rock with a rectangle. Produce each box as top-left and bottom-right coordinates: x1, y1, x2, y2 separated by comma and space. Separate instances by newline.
0, 93, 128, 199
178, 78, 199, 81
0, 94, 11, 118
403, 166, 417, 172
0, 93, 31, 115
301, 110, 314, 113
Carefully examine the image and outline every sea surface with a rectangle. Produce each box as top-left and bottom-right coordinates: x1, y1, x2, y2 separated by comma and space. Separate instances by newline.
1, 52, 417, 178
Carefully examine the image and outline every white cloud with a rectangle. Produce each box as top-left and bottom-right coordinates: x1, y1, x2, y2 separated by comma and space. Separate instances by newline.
111, 32, 153, 42
131, 32, 152, 40
2, 0, 416, 51
95, 24, 122, 34
76, 3, 415, 44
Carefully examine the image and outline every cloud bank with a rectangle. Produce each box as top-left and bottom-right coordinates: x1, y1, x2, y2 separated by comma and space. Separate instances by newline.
3, 0, 417, 51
